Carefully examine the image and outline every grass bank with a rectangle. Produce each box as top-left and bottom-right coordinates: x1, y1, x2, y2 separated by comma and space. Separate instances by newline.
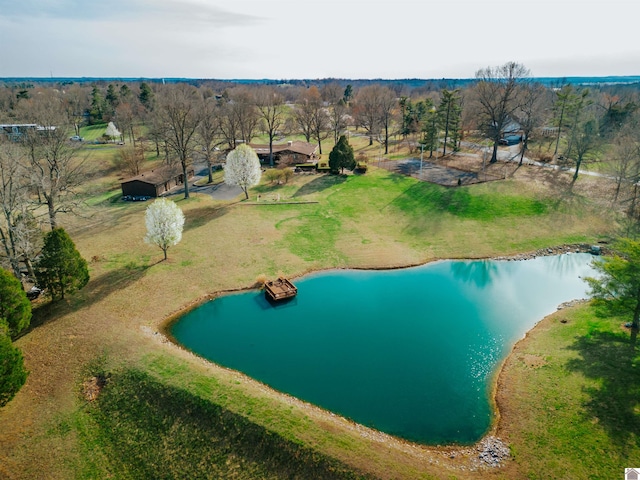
497, 304, 640, 479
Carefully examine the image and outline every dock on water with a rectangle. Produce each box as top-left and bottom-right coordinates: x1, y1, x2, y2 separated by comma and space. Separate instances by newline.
264, 277, 298, 301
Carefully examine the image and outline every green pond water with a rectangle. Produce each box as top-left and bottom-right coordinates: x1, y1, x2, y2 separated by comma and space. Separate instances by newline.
171, 253, 596, 445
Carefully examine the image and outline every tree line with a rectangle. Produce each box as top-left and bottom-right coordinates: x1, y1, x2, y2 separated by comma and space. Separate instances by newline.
3, 62, 640, 283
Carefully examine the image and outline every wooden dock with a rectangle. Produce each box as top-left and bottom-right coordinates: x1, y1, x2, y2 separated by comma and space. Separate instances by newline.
264, 277, 297, 302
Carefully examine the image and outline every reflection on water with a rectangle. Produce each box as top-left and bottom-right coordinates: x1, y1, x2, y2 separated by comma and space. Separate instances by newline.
450, 259, 499, 288
172, 253, 595, 445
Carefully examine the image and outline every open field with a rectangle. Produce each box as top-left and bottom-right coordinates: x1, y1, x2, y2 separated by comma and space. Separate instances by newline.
0, 143, 636, 479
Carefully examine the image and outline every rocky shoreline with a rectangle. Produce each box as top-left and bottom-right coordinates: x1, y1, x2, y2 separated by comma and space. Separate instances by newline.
493, 243, 607, 261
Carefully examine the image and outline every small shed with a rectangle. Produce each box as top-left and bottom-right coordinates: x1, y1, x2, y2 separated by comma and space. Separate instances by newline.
120, 165, 195, 198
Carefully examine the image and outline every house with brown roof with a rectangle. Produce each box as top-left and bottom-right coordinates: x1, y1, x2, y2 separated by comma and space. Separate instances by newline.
120, 165, 195, 198
249, 140, 318, 166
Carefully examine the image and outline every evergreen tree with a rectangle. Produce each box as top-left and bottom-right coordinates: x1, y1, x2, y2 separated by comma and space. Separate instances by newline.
422, 107, 439, 158
328, 135, 356, 174
105, 84, 119, 117
139, 82, 154, 110
437, 89, 462, 155
35, 228, 89, 301
0, 269, 31, 339
586, 238, 640, 331
89, 86, 105, 124
343, 84, 353, 104
119, 84, 132, 101
0, 330, 28, 408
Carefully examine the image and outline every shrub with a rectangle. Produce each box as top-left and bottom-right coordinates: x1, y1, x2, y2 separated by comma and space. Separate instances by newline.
280, 168, 294, 184
0, 268, 31, 338
264, 169, 283, 185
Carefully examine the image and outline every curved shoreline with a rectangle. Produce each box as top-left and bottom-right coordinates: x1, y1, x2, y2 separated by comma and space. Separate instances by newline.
156, 244, 599, 472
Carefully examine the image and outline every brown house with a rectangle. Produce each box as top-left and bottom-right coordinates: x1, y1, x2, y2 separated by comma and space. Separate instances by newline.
120, 165, 195, 198
249, 141, 318, 166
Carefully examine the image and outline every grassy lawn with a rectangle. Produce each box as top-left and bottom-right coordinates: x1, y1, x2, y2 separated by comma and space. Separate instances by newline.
79, 123, 108, 141
497, 304, 640, 479
0, 147, 633, 479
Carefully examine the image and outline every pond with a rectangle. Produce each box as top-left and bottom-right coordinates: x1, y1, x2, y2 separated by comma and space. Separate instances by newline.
170, 253, 596, 445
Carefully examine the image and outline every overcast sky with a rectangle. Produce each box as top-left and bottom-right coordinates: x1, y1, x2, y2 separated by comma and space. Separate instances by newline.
1, 0, 638, 79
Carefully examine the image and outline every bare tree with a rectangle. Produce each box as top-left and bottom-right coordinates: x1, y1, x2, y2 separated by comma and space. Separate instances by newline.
312, 106, 330, 155
62, 84, 90, 136
147, 109, 169, 158
115, 100, 144, 147
158, 84, 202, 199
294, 86, 322, 144
0, 141, 34, 278
197, 98, 223, 183
255, 86, 286, 166
512, 82, 548, 165
234, 87, 259, 144
474, 61, 530, 163
608, 127, 640, 203
113, 145, 145, 176
219, 87, 259, 149
328, 99, 349, 145
564, 88, 592, 160
353, 85, 382, 146
378, 86, 397, 154
18, 91, 86, 230
320, 82, 344, 105
569, 112, 601, 184
218, 98, 242, 150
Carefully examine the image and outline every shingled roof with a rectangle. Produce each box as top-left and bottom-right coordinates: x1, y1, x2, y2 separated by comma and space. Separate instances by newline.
122, 165, 184, 186
249, 141, 318, 157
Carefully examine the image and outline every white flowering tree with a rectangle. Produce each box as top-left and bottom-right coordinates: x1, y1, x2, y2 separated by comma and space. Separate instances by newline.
104, 121, 121, 142
144, 198, 185, 260
224, 144, 262, 199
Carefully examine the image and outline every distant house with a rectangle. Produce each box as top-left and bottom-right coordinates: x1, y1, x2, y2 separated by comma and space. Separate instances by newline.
501, 118, 522, 135
0, 123, 55, 140
249, 141, 318, 166
120, 165, 195, 198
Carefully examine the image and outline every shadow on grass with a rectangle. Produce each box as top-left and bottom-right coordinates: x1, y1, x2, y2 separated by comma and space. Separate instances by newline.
87, 368, 372, 480
29, 262, 154, 332
565, 330, 640, 452
388, 180, 548, 223
183, 205, 230, 232
386, 182, 467, 216
293, 174, 347, 198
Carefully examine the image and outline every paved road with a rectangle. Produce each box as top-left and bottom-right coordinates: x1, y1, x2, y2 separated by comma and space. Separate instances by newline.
164, 163, 244, 200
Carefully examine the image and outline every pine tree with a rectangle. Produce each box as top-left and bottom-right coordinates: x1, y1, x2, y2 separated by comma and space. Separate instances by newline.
437, 89, 462, 156
328, 135, 356, 174
0, 269, 31, 338
35, 228, 89, 301
139, 82, 154, 110
0, 331, 28, 407
89, 86, 105, 124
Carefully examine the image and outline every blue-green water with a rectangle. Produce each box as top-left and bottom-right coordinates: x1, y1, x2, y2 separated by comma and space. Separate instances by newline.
171, 254, 595, 445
